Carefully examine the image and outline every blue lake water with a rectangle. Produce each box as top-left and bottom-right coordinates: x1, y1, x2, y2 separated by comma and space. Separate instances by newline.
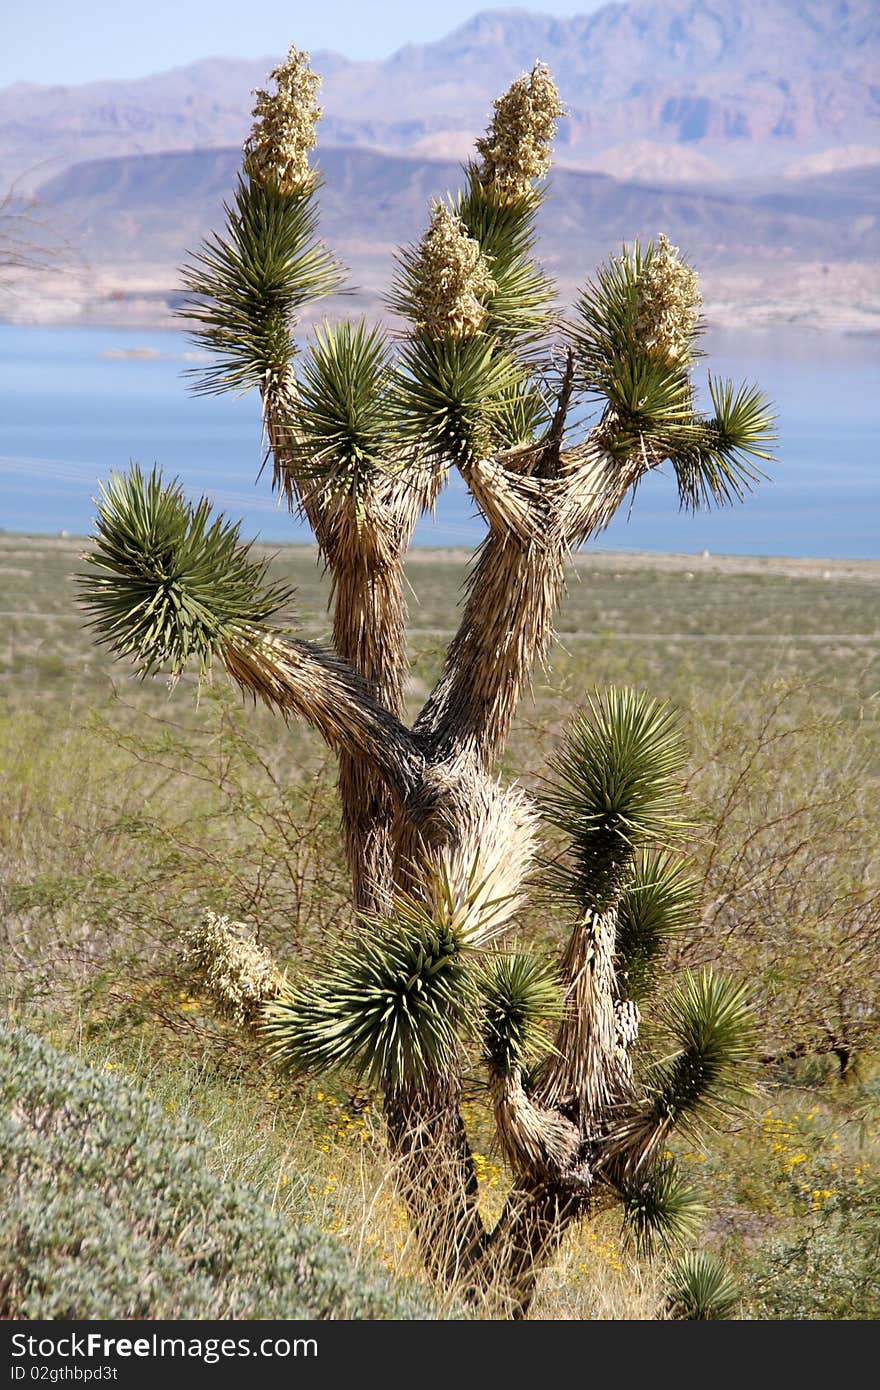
1, 322, 878, 558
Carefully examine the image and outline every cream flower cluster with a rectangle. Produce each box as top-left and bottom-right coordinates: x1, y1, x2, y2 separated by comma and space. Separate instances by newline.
633, 234, 702, 362
244, 45, 322, 193
410, 202, 497, 337
476, 62, 564, 200
182, 911, 282, 1026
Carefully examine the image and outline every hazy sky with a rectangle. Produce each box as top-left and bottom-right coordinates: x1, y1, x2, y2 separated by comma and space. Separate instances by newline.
4, 2, 608, 88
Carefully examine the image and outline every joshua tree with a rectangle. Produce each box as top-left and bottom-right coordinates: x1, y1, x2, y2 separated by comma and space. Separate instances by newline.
78, 48, 773, 1316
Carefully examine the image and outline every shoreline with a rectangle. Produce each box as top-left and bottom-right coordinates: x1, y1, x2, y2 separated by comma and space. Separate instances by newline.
2, 258, 879, 338
3, 532, 879, 582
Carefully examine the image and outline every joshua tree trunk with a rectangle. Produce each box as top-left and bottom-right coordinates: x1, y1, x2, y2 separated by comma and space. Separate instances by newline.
249, 413, 654, 1312
79, 46, 771, 1316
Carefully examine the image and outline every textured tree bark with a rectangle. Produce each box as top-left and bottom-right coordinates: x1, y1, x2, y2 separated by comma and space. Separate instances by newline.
538, 864, 637, 1132
413, 446, 642, 766
329, 542, 409, 912
471, 1183, 588, 1317
383, 1076, 485, 1287
265, 390, 429, 911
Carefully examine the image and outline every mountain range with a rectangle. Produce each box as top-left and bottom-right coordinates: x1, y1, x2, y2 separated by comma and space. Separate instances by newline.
2, 0, 877, 190
1, 0, 877, 330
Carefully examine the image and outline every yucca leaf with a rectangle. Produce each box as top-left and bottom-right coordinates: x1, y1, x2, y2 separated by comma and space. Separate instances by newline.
570, 238, 703, 381
455, 164, 556, 343
476, 952, 562, 1072
571, 243, 775, 512
542, 689, 688, 907
602, 354, 700, 461
485, 373, 552, 449
263, 899, 470, 1088
393, 333, 528, 465
616, 850, 699, 1001
569, 241, 650, 381
665, 1250, 740, 1319
710, 374, 776, 463
179, 175, 344, 396
620, 1156, 707, 1256
671, 374, 776, 511
649, 968, 756, 1132
76, 466, 293, 680
294, 318, 397, 513
567, 238, 735, 466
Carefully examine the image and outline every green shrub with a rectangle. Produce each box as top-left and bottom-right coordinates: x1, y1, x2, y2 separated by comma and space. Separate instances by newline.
750, 1229, 880, 1320
0, 1026, 444, 1319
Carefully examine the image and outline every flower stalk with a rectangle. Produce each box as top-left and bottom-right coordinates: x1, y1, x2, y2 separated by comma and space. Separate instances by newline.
244, 45, 322, 194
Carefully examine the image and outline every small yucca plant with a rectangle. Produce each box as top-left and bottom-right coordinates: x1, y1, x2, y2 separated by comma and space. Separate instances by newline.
665, 1250, 741, 1320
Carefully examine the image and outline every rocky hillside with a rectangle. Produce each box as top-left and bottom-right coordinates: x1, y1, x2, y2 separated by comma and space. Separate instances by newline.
2, 2, 876, 330
33, 143, 878, 277
6, 143, 875, 332
2, 1, 877, 190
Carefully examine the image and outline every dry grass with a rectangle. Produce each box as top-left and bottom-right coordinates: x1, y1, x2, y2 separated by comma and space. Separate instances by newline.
2, 534, 878, 1318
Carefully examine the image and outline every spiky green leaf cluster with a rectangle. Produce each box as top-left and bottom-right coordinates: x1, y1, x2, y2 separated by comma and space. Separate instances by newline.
672, 375, 775, 511
263, 901, 469, 1088
571, 240, 698, 391
665, 1250, 740, 1320
295, 319, 395, 513
649, 969, 756, 1132
179, 176, 343, 396
476, 952, 562, 1072
616, 850, 698, 1001
620, 1157, 707, 1256
569, 241, 774, 507
571, 241, 704, 465
543, 688, 687, 875
389, 167, 555, 462
390, 171, 554, 348
77, 466, 293, 679
487, 374, 552, 449
600, 357, 697, 461
456, 165, 555, 343
394, 335, 529, 464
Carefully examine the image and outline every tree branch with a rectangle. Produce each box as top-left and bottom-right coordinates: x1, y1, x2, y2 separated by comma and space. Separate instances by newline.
265, 386, 441, 907
536, 905, 634, 1130
414, 439, 643, 763
222, 625, 423, 804
533, 348, 575, 481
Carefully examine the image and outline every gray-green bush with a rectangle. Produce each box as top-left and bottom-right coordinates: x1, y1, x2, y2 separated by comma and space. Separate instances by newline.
0, 1026, 444, 1319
